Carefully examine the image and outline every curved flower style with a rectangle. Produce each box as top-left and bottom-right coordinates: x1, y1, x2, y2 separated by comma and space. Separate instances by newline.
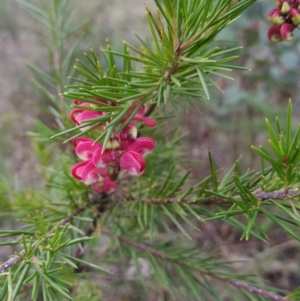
121, 103, 156, 127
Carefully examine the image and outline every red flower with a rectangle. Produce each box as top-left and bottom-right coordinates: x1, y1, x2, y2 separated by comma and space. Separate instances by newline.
69, 99, 156, 191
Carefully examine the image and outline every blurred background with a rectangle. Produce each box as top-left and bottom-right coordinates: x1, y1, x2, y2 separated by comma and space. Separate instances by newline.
1, 0, 300, 298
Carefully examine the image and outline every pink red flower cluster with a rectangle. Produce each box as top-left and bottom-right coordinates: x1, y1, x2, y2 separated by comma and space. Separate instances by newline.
267, 0, 300, 42
70, 99, 156, 193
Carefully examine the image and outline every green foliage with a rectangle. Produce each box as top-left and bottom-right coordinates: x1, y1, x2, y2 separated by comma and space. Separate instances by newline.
2, 0, 300, 301
56, 0, 255, 149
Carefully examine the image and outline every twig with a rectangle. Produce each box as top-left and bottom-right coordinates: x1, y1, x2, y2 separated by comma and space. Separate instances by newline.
101, 230, 291, 301
145, 188, 299, 205
101, 229, 166, 259
223, 278, 290, 301
146, 197, 231, 205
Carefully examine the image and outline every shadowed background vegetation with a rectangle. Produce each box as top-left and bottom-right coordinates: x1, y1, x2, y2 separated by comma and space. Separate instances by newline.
1, 0, 300, 298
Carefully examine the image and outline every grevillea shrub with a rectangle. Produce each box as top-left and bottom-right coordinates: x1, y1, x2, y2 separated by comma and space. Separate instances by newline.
1, 1, 300, 301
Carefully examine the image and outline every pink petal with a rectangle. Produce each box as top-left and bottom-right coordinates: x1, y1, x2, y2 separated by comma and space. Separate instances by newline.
71, 160, 89, 180
81, 161, 107, 185
127, 137, 155, 156
70, 109, 83, 125
294, 0, 300, 9
76, 110, 102, 124
120, 151, 145, 176
280, 23, 295, 41
93, 148, 113, 168
291, 8, 300, 25
76, 140, 101, 160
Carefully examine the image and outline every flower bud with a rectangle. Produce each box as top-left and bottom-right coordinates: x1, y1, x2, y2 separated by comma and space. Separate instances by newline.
280, 23, 295, 41
268, 9, 285, 25
290, 8, 300, 25
281, 1, 291, 14
267, 25, 282, 42
272, 10, 285, 25
268, 8, 279, 22
293, 0, 300, 9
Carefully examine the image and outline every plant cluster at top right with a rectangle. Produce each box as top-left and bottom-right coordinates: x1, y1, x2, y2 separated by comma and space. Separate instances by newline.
268, 0, 300, 41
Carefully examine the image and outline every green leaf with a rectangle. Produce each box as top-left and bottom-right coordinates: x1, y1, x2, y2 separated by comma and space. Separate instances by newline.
197, 69, 210, 99
12, 263, 30, 300
208, 151, 218, 191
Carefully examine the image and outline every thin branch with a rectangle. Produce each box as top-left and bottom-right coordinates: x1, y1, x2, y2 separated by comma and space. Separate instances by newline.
224, 278, 290, 301
255, 189, 299, 200
101, 230, 291, 301
101, 229, 166, 259
145, 188, 299, 205
146, 197, 232, 205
